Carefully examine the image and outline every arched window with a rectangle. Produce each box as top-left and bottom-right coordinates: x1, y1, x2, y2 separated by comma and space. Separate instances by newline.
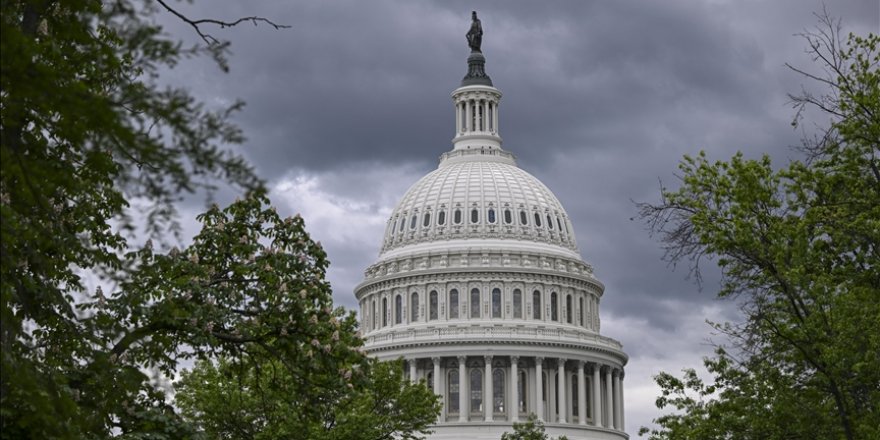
470, 288, 481, 318
454, 209, 462, 224
438, 211, 446, 225
427, 371, 434, 392
579, 297, 585, 327
572, 374, 579, 419
410, 214, 417, 230
411, 292, 419, 322
557, 216, 563, 231
470, 209, 479, 224
382, 297, 388, 327
423, 212, 431, 227
533, 290, 542, 319
566, 294, 573, 324
488, 208, 496, 224
547, 214, 554, 229
491, 288, 502, 318
520, 210, 528, 225
429, 290, 438, 320
398, 216, 405, 232
395, 294, 403, 324
470, 369, 483, 413
513, 289, 522, 319
504, 209, 512, 224
449, 289, 459, 319
518, 370, 527, 413
448, 370, 460, 413
534, 212, 542, 227
493, 368, 505, 413
550, 292, 558, 321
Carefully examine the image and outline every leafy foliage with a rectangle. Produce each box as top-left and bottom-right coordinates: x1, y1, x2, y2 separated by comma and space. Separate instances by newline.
177, 357, 441, 440
1, 1, 438, 439
637, 17, 879, 440
500, 414, 569, 440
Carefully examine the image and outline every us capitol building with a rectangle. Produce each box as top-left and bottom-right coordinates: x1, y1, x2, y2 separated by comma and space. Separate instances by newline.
354, 13, 628, 440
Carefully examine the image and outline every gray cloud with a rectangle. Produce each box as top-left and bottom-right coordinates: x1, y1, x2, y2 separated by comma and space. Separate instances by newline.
153, 0, 878, 435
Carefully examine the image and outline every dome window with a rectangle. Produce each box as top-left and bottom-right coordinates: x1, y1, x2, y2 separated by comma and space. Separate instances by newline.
519, 210, 528, 225
534, 212, 542, 227
429, 290, 438, 320
423, 213, 431, 227
438, 211, 446, 225
547, 214, 553, 229
449, 289, 460, 319
504, 209, 512, 224
454, 209, 462, 224
487, 208, 496, 224
399, 216, 405, 232
532, 290, 541, 319
470, 209, 479, 224
410, 214, 417, 230
491, 288, 502, 318
470, 288, 480, 318
513, 289, 522, 318
557, 216, 563, 232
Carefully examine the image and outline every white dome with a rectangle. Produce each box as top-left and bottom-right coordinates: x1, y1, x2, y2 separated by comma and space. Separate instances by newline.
354, 32, 627, 438
381, 149, 579, 259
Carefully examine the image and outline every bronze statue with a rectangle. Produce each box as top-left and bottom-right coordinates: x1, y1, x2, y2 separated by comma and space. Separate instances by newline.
466, 11, 482, 52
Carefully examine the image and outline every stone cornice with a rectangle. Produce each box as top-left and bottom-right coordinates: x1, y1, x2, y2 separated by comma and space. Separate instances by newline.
363, 324, 628, 365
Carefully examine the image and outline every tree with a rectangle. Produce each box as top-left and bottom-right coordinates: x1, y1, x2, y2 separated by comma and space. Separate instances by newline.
500, 414, 569, 440
637, 15, 879, 440
177, 357, 440, 440
0, 1, 437, 439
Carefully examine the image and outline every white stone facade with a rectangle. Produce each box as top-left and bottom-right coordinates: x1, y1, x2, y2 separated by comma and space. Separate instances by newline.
355, 46, 627, 440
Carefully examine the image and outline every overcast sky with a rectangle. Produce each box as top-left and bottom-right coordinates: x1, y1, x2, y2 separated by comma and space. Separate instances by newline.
156, 0, 878, 436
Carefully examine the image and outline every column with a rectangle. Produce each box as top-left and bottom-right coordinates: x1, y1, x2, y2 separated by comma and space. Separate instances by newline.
605, 367, 613, 428
483, 99, 489, 131
410, 358, 418, 383
510, 356, 519, 422
535, 357, 544, 421
577, 361, 586, 425
613, 370, 622, 430
557, 359, 566, 423
433, 357, 442, 410
458, 356, 467, 422
620, 372, 626, 432
484, 356, 493, 421
465, 100, 471, 132
592, 364, 602, 427
493, 100, 499, 133
456, 102, 462, 133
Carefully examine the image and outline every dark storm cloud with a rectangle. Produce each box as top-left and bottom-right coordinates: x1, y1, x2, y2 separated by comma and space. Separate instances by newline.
154, 0, 877, 434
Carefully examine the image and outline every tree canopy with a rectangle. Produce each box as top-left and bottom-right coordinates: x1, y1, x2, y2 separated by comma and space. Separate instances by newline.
500, 414, 569, 440
637, 15, 879, 440
1, 1, 439, 438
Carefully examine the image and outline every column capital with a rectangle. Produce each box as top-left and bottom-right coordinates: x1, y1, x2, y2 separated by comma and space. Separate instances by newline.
577, 359, 585, 367
510, 355, 519, 365
457, 355, 467, 363
484, 354, 493, 363
535, 356, 544, 365
432, 356, 441, 364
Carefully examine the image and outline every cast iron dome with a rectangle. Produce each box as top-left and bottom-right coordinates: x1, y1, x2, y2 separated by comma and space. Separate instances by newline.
354, 13, 628, 440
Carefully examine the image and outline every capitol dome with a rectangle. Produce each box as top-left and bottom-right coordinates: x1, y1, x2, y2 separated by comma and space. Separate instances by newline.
380, 154, 579, 258
355, 13, 627, 440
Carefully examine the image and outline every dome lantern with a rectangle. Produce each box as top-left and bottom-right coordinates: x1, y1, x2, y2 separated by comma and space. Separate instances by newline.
452, 11, 503, 152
